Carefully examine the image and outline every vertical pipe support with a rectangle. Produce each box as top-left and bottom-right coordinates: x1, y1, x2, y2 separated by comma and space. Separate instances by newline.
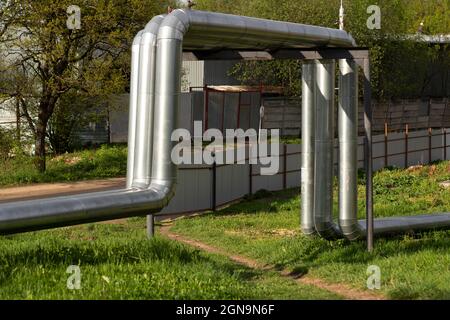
147, 214, 155, 238
126, 31, 143, 189
338, 59, 361, 240
301, 61, 316, 235
314, 59, 339, 239
132, 16, 165, 188
150, 34, 182, 193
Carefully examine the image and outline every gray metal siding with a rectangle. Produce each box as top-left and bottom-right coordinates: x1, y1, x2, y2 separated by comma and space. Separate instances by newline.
204, 60, 240, 86
182, 60, 204, 91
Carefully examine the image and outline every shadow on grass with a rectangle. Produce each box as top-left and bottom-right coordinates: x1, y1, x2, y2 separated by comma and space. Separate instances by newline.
0, 235, 262, 287
270, 229, 450, 272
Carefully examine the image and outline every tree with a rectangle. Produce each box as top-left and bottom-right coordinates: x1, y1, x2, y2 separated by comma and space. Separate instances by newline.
0, 0, 170, 172
196, 0, 450, 99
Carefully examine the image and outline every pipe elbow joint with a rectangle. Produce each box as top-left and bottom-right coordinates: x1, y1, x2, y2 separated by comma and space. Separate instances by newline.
157, 9, 190, 41
301, 226, 316, 236
315, 221, 341, 240
149, 179, 177, 208
339, 219, 362, 241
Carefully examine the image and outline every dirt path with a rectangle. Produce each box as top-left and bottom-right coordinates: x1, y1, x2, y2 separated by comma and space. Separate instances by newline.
0, 179, 385, 300
160, 225, 386, 300
0, 178, 126, 203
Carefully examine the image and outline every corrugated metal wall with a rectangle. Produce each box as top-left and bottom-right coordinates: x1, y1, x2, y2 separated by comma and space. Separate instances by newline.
204, 60, 240, 86
181, 60, 241, 92
182, 60, 204, 91
160, 128, 450, 215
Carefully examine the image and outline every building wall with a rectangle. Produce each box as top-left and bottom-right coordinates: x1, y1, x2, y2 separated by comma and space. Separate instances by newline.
181, 60, 241, 92
204, 60, 240, 86
182, 60, 204, 91
160, 127, 450, 215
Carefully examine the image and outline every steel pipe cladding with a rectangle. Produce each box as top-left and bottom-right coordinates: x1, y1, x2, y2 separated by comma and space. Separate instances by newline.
0, 9, 449, 241
132, 15, 165, 188
301, 61, 316, 235
313, 60, 339, 239
126, 30, 143, 189
338, 59, 361, 240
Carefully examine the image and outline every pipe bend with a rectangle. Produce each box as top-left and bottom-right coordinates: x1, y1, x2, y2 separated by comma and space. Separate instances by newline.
149, 179, 176, 207
339, 219, 362, 241
157, 9, 191, 41
314, 221, 341, 240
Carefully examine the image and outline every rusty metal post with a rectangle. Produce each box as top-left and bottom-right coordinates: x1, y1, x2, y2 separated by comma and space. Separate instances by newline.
405, 124, 409, 168
384, 122, 388, 167
429, 127, 432, 163
363, 57, 373, 252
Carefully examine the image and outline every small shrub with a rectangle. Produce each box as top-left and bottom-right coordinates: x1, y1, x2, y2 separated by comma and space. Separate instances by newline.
0, 127, 15, 160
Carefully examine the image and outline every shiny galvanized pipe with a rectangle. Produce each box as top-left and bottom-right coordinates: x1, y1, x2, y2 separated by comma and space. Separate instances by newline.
2, 10, 448, 238
162, 9, 356, 51
132, 15, 165, 188
0, 186, 171, 235
126, 30, 143, 189
338, 59, 361, 240
301, 61, 316, 235
0, 10, 356, 235
313, 59, 340, 239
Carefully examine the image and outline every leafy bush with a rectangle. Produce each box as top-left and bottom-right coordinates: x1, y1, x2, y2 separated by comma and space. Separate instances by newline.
0, 127, 15, 160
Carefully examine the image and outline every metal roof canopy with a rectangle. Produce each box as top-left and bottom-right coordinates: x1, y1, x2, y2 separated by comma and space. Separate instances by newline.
184, 47, 375, 252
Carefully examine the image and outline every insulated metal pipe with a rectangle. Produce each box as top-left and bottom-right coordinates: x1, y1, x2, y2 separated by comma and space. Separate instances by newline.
0, 186, 169, 235
338, 59, 361, 240
0, 10, 357, 235
126, 30, 143, 189
314, 59, 339, 239
6, 10, 449, 240
132, 15, 165, 188
150, 30, 182, 193
301, 61, 316, 235
163, 9, 356, 51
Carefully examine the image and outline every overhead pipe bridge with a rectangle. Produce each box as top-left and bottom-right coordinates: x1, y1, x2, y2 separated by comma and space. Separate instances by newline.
1, 10, 449, 251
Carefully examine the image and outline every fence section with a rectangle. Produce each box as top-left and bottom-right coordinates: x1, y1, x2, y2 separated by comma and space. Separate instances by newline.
160, 127, 450, 215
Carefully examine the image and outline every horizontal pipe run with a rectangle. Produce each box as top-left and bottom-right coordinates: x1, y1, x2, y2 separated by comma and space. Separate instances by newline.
357, 213, 450, 236
0, 185, 173, 235
160, 9, 356, 50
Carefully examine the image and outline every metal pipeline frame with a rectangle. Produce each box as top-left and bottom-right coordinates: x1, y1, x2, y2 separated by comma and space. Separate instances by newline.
183, 47, 450, 251
0, 10, 356, 235
0, 10, 449, 252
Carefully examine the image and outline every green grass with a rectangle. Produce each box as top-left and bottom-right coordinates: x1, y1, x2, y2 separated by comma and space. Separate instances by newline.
171, 161, 450, 300
0, 144, 127, 187
0, 218, 341, 300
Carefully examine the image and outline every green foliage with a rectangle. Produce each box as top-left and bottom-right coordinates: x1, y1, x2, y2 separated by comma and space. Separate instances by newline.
197, 0, 450, 98
0, 219, 339, 299
47, 92, 107, 154
0, 144, 128, 186
0, 0, 171, 171
172, 160, 450, 299
0, 127, 15, 160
